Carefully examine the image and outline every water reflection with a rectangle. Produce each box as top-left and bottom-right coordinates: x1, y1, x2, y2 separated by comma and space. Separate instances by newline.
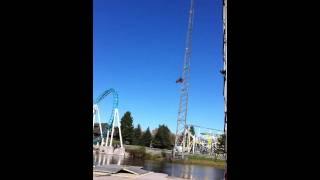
142, 161, 224, 180
93, 151, 224, 179
93, 152, 124, 166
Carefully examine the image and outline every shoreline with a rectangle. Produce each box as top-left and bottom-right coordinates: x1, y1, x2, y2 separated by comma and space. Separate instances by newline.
169, 159, 226, 169
142, 157, 226, 169
119, 145, 226, 169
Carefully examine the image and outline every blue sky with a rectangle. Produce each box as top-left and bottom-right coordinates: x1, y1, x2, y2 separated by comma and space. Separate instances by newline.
94, 0, 223, 133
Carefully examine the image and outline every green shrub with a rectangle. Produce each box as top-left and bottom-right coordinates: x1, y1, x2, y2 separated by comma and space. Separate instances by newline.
161, 150, 166, 158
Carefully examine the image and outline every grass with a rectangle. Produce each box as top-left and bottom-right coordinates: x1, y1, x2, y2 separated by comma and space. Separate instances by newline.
145, 153, 165, 160
121, 144, 225, 168
125, 146, 167, 161
171, 155, 226, 169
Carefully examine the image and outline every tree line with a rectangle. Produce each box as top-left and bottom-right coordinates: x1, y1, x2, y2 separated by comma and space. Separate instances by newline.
120, 111, 174, 149
95, 111, 225, 150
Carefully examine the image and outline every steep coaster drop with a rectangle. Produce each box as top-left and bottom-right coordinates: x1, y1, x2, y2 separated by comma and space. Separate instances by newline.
93, 88, 125, 156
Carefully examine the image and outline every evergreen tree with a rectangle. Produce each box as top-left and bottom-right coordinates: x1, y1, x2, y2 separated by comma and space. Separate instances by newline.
153, 125, 172, 149
217, 134, 226, 153
169, 133, 176, 147
190, 125, 195, 136
133, 124, 142, 145
141, 127, 152, 147
120, 111, 134, 144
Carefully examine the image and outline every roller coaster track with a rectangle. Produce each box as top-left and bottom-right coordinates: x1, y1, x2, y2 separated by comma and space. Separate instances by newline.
93, 88, 119, 144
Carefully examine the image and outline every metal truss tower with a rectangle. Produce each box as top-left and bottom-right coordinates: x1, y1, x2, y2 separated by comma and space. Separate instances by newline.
173, 0, 195, 159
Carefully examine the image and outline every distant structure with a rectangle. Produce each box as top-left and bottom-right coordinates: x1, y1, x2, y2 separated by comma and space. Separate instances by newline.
190, 124, 224, 156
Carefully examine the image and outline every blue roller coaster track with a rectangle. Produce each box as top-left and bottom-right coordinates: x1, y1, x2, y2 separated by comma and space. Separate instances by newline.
93, 88, 119, 145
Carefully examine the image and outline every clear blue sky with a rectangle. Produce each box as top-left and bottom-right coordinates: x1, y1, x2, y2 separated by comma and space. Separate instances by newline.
94, 0, 223, 133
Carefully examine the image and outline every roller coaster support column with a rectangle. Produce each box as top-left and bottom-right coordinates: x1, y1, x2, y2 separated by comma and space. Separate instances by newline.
105, 130, 110, 147
97, 106, 103, 139
93, 104, 103, 139
109, 108, 123, 148
192, 136, 195, 154
117, 109, 124, 148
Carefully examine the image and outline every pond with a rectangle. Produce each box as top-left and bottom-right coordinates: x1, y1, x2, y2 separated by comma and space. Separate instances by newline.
93, 152, 225, 180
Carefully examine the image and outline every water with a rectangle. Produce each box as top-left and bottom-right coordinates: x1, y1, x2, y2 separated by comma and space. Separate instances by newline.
143, 160, 224, 180
93, 152, 225, 180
